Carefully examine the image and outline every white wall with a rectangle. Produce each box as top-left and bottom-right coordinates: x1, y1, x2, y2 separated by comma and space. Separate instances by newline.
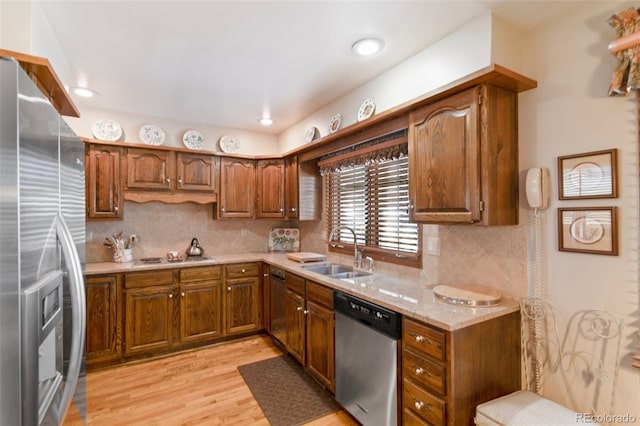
277, 12, 494, 153
520, 1, 639, 418
66, 107, 278, 155
0, 1, 31, 53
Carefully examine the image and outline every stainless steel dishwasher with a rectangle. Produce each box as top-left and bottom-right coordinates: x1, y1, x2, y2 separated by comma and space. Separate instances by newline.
334, 291, 402, 426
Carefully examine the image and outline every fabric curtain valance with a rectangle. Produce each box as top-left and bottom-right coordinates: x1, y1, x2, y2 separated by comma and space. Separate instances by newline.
317, 129, 408, 176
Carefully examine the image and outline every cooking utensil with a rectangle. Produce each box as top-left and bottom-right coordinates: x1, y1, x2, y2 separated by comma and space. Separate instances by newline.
186, 238, 204, 257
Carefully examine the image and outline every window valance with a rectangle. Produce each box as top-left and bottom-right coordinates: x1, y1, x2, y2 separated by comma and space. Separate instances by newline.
317, 129, 407, 175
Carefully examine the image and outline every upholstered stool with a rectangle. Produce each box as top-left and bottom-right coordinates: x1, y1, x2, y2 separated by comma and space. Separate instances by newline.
475, 390, 601, 426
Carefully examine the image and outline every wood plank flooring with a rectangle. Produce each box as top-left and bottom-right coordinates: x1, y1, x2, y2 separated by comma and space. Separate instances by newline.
63, 335, 357, 425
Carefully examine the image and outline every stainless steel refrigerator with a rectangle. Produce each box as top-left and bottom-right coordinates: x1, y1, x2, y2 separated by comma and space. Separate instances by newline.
1, 56, 87, 425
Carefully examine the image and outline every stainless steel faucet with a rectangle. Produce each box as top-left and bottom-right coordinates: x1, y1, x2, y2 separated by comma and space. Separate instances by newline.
328, 225, 362, 268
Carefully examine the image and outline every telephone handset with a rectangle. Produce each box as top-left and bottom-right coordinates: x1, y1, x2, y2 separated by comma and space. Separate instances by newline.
525, 167, 550, 209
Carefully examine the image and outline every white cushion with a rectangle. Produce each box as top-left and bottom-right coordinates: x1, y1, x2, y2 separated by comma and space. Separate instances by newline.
475, 391, 599, 426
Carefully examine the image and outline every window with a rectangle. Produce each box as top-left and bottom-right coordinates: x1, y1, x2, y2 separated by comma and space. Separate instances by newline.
321, 138, 421, 266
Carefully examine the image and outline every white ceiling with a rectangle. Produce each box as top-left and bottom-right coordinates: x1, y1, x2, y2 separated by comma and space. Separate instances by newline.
40, 1, 581, 134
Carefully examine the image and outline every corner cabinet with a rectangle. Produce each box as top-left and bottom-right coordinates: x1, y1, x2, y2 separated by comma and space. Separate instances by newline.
408, 84, 519, 225
218, 157, 256, 218
86, 144, 123, 220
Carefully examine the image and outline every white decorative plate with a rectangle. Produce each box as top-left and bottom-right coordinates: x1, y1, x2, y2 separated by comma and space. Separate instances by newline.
92, 119, 123, 141
304, 126, 319, 143
358, 98, 376, 122
139, 124, 166, 145
219, 135, 240, 153
328, 113, 342, 134
182, 130, 205, 150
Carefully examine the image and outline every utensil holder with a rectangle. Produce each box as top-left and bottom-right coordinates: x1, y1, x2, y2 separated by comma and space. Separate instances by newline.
113, 248, 132, 263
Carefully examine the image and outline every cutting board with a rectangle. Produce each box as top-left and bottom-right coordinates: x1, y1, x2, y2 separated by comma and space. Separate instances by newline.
433, 284, 502, 307
285, 252, 326, 263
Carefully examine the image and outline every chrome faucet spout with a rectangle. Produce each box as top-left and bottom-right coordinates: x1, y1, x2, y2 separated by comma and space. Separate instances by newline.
328, 225, 362, 268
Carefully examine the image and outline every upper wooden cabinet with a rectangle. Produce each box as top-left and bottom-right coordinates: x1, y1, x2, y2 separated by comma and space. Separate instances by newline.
256, 159, 285, 218
285, 156, 299, 219
408, 84, 519, 225
125, 148, 217, 192
86, 144, 123, 220
218, 157, 256, 218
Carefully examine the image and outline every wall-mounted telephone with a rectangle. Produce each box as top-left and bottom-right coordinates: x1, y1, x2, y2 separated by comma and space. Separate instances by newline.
525, 167, 550, 209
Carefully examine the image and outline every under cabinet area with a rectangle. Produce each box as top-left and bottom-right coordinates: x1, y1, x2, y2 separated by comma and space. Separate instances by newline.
401, 312, 521, 425
284, 273, 335, 393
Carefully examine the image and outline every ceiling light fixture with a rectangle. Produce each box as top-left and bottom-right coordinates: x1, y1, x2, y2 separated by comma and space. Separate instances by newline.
259, 117, 273, 126
352, 37, 385, 56
71, 87, 97, 98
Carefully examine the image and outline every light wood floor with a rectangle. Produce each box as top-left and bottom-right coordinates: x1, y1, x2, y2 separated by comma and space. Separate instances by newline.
64, 335, 357, 425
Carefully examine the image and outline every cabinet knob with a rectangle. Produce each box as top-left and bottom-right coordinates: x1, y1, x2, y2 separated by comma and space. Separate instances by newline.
168, 294, 173, 299
414, 334, 430, 344
114, 206, 119, 213
263, 273, 268, 277
296, 306, 303, 311
279, 208, 284, 212
178, 177, 183, 187
166, 178, 171, 184
221, 207, 226, 213
414, 367, 424, 375
414, 400, 427, 411
227, 286, 231, 291
241, 269, 246, 273
303, 310, 309, 315
290, 207, 297, 212
181, 292, 185, 297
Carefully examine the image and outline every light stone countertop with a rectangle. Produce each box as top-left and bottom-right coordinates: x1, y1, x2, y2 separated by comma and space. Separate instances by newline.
85, 252, 519, 332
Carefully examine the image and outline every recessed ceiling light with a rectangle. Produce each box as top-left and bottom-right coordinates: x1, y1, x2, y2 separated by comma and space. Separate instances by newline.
259, 117, 273, 126
352, 38, 385, 56
71, 87, 97, 98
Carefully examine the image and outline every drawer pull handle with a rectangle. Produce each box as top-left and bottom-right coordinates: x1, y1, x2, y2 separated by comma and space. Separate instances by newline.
415, 334, 431, 343
413, 399, 430, 411
414, 366, 431, 377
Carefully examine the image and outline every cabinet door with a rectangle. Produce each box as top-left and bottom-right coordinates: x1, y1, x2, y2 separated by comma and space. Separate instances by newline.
224, 277, 260, 335
285, 156, 299, 219
219, 158, 255, 218
176, 153, 218, 192
285, 289, 305, 365
305, 300, 335, 392
86, 274, 121, 365
179, 281, 222, 344
408, 87, 480, 223
124, 286, 174, 355
126, 148, 175, 190
256, 159, 285, 218
86, 144, 122, 219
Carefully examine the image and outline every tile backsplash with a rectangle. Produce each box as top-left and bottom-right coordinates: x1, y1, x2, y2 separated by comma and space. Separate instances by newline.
87, 201, 526, 299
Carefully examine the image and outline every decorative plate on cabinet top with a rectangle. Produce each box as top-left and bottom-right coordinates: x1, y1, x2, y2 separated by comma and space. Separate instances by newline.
304, 126, 319, 143
138, 124, 166, 145
182, 130, 205, 150
92, 119, 123, 141
219, 135, 240, 153
357, 98, 376, 122
328, 113, 342, 134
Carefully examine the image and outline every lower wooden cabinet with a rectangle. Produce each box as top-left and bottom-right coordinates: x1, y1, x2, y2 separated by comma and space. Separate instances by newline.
124, 284, 174, 355
283, 273, 335, 392
401, 312, 520, 425
85, 274, 122, 367
179, 266, 223, 344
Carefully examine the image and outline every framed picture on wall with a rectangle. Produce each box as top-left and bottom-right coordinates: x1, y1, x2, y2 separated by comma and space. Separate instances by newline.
557, 207, 618, 255
557, 149, 618, 199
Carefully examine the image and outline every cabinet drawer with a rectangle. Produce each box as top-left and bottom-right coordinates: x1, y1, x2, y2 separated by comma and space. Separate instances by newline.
125, 270, 174, 289
285, 273, 305, 295
403, 348, 446, 395
403, 378, 446, 426
179, 266, 221, 282
403, 318, 446, 361
225, 262, 259, 278
306, 280, 333, 308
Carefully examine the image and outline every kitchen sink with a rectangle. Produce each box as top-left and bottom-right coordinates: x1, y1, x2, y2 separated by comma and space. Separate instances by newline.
330, 271, 372, 279
301, 262, 353, 275
300, 262, 372, 280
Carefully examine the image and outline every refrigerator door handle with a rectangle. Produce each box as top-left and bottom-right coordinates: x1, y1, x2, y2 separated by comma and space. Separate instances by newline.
56, 213, 86, 421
